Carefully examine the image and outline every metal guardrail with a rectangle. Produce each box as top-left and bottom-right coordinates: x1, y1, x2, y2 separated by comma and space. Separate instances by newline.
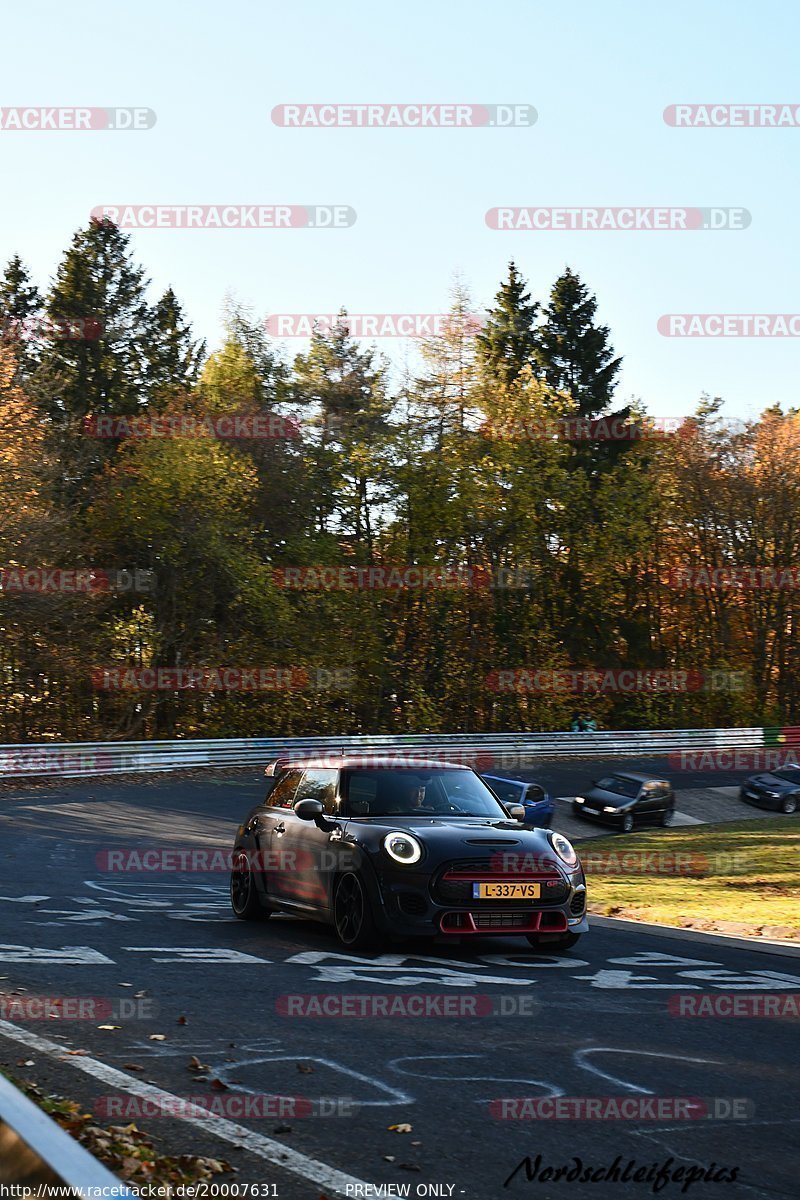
0, 1067, 132, 1192
0, 726, 781, 778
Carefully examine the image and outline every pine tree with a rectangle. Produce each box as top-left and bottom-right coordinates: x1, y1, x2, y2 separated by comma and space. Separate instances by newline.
535, 267, 628, 473
293, 313, 392, 551
476, 261, 539, 388
144, 287, 205, 406
0, 256, 43, 376
35, 219, 152, 505
535, 268, 622, 415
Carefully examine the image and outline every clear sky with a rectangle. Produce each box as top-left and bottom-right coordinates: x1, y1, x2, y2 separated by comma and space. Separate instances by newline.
2, 0, 799, 421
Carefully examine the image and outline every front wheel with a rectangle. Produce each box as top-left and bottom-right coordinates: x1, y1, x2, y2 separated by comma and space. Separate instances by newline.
230, 850, 270, 920
333, 872, 378, 950
660, 807, 675, 827
526, 932, 582, 953
781, 795, 798, 815
620, 813, 634, 833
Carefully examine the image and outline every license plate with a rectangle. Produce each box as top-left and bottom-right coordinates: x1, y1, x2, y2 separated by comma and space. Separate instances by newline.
745, 791, 758, 799
584, 807, 599, 815
472, 882, 541, 900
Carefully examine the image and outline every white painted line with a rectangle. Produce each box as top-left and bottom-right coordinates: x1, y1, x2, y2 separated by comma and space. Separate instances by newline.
0, 944, 114, 964
670, 811, 704, 826
589, 916, 800, 958
573, 1047, 722, 1095
556, 798, 703, 826
0, 1019, 371, 1196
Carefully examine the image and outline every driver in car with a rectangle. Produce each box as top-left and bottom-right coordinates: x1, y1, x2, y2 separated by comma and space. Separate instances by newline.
392, 778, 430, 813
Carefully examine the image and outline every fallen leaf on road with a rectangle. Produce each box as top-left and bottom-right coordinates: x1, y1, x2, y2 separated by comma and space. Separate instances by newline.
177, 1015, 188, 1025
123, 1064, 145, 1072
97, 1025, 120, 1031
388, 1123, 412, 1133
148, 1034, 166, 1041
296, 1063, 313, 1073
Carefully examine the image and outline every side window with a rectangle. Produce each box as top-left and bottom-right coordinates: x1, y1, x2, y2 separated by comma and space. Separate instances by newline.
268, 768, 304, 809
487, 779, 522, 806
345, 774, 378, 816
293, 768, 338, 815
526, 785, 545, 803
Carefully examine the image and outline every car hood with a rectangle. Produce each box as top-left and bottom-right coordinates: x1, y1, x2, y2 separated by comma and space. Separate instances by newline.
342, 815, 562, 863
747, 773, 798, 792
582, 786, 636, 809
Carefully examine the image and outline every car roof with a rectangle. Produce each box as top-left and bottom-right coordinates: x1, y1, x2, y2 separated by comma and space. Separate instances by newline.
602, 770, 668, 784
267, 755, 473, 772
482, 774, 527, 784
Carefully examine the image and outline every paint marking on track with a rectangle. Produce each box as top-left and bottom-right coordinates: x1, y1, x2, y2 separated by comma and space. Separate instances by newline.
0, 1019, 370, 1197
0, 944, 114, 964
573, 1047, 723, 1095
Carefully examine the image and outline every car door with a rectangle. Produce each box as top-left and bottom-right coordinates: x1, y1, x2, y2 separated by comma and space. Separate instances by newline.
637, 781, 666, 822
269, 767, 340, 911
651, 781, 673, 818
254, 767, 303, 902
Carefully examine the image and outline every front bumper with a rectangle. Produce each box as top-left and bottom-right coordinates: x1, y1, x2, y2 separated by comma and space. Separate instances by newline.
372, 863, 588, 938
739, 787, 781, 811
573, 803, 628, 827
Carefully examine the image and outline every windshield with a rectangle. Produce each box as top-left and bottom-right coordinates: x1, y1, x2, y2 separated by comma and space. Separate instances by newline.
772, 769, 800, 783
340, 768, 508, 818
595, 775, 641, 799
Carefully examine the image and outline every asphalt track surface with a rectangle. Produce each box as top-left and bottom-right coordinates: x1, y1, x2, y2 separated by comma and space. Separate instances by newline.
0, 765, 797, 1200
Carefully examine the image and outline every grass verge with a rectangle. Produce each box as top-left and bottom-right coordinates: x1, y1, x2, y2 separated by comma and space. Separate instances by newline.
584, 816, 800, 940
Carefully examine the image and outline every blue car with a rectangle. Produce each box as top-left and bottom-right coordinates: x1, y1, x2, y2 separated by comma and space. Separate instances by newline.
481, 774, 554, 827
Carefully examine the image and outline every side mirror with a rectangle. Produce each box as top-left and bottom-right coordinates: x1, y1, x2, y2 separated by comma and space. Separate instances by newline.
295, 798, 324, 821
507, 804, 526, 821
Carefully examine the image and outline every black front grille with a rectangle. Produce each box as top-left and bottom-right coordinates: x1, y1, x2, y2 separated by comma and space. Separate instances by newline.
570, 889, 586, 917
397, 891, 428, 916
433, 859, 567, 907
442, 857, 560, 876
463, 838, 521, 846
473, 911, 531, 928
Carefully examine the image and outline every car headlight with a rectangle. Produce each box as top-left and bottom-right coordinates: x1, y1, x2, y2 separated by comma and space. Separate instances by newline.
383, 832, 423, 865
603, 806, 617, 813
548, 831, 578, 868
574, 796, 585, 804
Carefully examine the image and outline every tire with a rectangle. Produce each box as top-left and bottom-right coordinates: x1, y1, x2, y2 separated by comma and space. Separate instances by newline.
230, 850, 270, 920
660, 807, 675, 827
780, 795, 798, 815
571, 805, 583, 820
526, 932, 582, 953
621, 814, 634, 833
333, 872, 378, 951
